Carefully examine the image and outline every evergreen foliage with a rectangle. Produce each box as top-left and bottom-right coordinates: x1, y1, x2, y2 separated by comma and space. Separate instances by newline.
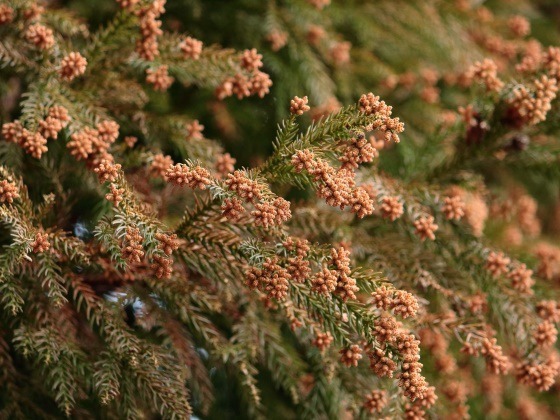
1, 0, 560, 418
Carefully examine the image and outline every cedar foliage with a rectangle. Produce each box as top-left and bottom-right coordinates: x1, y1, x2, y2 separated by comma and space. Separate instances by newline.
1, 0, 560, 418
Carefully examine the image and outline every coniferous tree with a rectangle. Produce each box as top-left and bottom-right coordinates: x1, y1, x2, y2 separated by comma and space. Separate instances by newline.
1, 0, 560, 418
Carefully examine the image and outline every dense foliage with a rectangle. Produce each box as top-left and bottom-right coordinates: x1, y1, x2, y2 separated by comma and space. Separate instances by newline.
2, 0, 560, 418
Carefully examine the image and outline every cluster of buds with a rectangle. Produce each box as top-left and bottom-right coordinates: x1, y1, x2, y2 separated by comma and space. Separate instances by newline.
464, 58, 504, 92
146, 65, 174, 91
339, 344, 362, 367
533, 320, 558, 348
151, 255, 172, 279
164, 163, 212, 189
358, 92, 405, 143
507, 75, 558, 126
363, 390, 387, 414
338, 133, 378, 170
533, 242, 560, 280
420, 67, 445, 105
370, 317, 429, 401
23, 3, 44, 21
0, 179, 19, 204
67, 120, 119, 166
124, 136, 138, 148
94, 159, 121, 183
309, 246, 359, 301
463, 337, 511, 375
447, 186, 488, 236
286, 254, 311, 283
329, 246, 358, 301
135, 0, 166, 60
508, 15, 530, 38
2, 106, 71, 160
397, 352, 429, 401
283, 237, 310, 257
121, 227, 145, 265
67, 128, 96, 160
486, 251, 511, 277
221, 197, 245, 221
368, 347, 397, 378
291, 149, 374, 219
31, 231, 50, 253
442, 195, 465, 220
215, 153, 236, 178
311, 267, 337, 294
21, 131, 48, 159
215, 49, 272, 100
543, 46, 560, 79
150, 232, 180, 279
515, 194, 541, 237
185, 120, 204, 140
59, 52, 88, 81
180, 36, 203, 60
373, 315, 400, 344
290, 96, 310, 116
25, 23, 55, 50
380, 196, 404, 221
516, 40, 543, 74
330, 41, 351, 66
507, 263, 534, 295
536, 300, 560, 323
364, 307, 430, 402
440, 380, 468, 407
475, 33, 517, 60
266, 30, 288, 51
246, 257, 290, 301
414, 215, 438, 241
371, 286, 419, 318
223, 170, 292, 228
105, 183, 125, 206
515, 355, 560, 391
225, 170, 262, 203
312, 331, 333, 352
240, 49, 263, 72
251, 198, 291, 229
150, 154, 173, 179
